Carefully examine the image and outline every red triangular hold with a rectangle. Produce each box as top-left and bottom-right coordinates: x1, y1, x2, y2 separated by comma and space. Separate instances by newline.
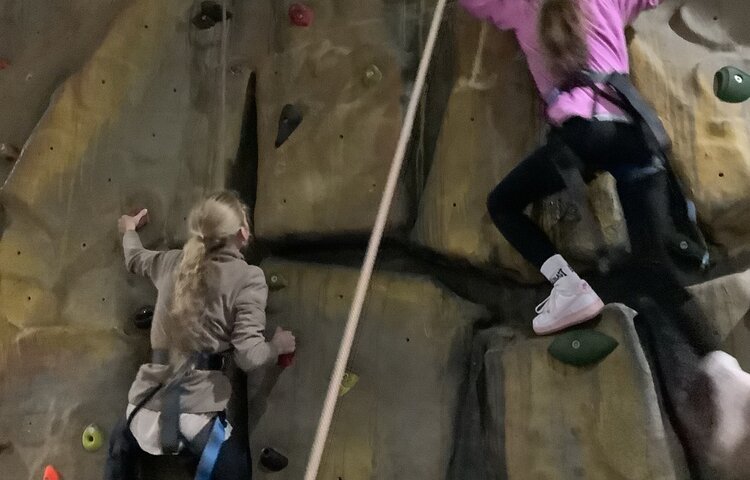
43, 465, 61, 480
288, 3, 313, 27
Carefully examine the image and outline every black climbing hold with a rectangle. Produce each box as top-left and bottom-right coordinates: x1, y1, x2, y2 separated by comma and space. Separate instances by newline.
275, 104, 303, 148
191, 1, 233, 30
133, 306, 154, 330
0, 143, 20, 162
267, 272, 288, 291
260, 447, 288, 472
548, 329, 618, 367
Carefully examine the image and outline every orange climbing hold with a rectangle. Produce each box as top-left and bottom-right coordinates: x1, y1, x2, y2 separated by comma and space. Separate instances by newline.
288, 3, 313, 27
43, 465, 61, 480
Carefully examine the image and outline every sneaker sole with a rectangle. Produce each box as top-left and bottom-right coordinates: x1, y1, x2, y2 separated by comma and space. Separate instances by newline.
534, 298, 605, 336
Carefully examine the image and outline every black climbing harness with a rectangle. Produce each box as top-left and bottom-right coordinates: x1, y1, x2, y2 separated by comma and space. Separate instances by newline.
546, 70, 711, 272
122, 350, 229, 480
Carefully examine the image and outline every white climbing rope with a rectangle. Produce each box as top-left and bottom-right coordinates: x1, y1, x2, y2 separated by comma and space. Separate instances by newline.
302, 1, 448, 478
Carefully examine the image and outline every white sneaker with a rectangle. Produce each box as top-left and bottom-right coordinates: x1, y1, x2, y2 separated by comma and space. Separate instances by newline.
533, 279, 605, 335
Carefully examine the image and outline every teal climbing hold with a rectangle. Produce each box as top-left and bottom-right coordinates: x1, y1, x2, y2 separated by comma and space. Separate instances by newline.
82, 424, 104, 452
548, 329, 618, 367
714, 66, 750, 103
363, 64, 383, 87
267, 272, 288, 291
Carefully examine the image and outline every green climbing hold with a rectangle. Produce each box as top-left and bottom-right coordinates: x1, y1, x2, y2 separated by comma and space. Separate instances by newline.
548, 329, 618, 367
714, 66, 750, 103
82, 424, 104, 452
267, 272, 288, 291
339, 371, 359, 397
363, 64, 382, 87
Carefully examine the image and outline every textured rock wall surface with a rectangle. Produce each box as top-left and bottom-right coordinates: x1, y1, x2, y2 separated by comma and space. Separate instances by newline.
0, 0, 133, 183
253, 1, 435, 240
249, 258, 486, 479
0, 0, 749, 479
503, 305, 685, 480
0, 0, 257, 478
630, 0, 750, 257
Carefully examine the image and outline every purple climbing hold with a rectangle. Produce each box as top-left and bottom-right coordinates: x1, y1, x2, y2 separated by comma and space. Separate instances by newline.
275, 104, 303, 148
289, 3, 314, 27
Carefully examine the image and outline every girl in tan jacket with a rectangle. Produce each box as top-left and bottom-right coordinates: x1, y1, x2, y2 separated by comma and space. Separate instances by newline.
105, 191, 295, 480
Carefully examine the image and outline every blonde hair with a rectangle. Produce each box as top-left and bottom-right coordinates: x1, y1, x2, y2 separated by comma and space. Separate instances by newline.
538, 0, 589, 82
168, 191, 250, 352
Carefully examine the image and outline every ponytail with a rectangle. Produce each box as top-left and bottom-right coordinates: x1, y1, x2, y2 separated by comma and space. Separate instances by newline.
167, 191, 250, 353
538, 0, 589, 82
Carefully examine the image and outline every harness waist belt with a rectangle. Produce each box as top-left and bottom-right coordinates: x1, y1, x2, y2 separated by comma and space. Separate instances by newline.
151, 350, 224, 371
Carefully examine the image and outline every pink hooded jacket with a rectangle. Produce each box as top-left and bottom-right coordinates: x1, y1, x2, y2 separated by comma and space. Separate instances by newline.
458, 0, 663, 125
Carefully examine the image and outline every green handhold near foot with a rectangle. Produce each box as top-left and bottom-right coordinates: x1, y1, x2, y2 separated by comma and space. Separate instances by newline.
714, 66, 750, 103
82, 424, 104, 452
548, 329, 618, 367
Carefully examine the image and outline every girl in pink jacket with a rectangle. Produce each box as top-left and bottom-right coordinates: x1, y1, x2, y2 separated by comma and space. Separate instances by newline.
460, 0, 683, 335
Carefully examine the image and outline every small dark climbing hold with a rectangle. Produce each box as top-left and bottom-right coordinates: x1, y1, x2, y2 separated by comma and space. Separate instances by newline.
267, 272, 288, 291
134, 306, 154, 330
288, 3, 314, 27
548, 329, 618, 367
0, 58, 10, 70
0, 143, 20, 162
275, 104, 303, 148
260, 447, 289, 472
0, 441, 12, 454
43, 465, 61, 480
363, 64, 383, 87
191, 1, 233, 29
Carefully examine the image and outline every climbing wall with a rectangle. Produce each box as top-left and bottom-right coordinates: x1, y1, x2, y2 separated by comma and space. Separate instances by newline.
1, 0, 750, 479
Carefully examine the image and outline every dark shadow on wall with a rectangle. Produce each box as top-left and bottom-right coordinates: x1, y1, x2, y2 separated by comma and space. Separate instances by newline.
228, 72, 266, 264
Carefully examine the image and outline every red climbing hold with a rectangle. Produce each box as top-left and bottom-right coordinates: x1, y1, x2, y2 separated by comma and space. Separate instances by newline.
0, 58, 10, 70
43, 465, 61, 480
277, 353, 295, 368
288, 3, 313, 27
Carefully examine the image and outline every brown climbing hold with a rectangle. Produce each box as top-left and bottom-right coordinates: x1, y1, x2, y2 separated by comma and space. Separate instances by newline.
363, 64, 383, 87
0, 58, 10, 70
0, 143, 20, 162
289, 3, 314, 27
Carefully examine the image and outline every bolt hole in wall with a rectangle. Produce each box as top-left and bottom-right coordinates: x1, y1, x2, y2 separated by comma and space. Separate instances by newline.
719, 172, 725, 177
81, 243, 87, 249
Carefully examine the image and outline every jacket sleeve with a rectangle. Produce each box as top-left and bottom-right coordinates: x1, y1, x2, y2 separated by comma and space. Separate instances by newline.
617, 0, 664, 24
458, 0, 515, 30
122, 231, 178, 282
231, 266, 278, 371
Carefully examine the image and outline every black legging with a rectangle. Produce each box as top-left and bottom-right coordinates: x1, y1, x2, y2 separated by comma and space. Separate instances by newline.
104, 416, 252, 480
487, 116, 670, 269
487, 116, 720, 354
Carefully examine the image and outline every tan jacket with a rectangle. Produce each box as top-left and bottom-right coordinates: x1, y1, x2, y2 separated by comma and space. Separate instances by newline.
122, 231, 277, 413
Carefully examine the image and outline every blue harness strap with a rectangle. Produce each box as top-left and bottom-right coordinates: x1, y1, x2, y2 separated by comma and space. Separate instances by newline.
195, 416, 226, 480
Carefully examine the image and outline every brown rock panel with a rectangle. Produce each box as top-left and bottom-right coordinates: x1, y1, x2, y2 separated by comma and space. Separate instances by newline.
503, 304, 686, 480
249, 258, 488, 479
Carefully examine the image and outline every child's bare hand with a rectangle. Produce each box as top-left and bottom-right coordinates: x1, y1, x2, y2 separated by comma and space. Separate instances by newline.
118, 209, 149, 233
